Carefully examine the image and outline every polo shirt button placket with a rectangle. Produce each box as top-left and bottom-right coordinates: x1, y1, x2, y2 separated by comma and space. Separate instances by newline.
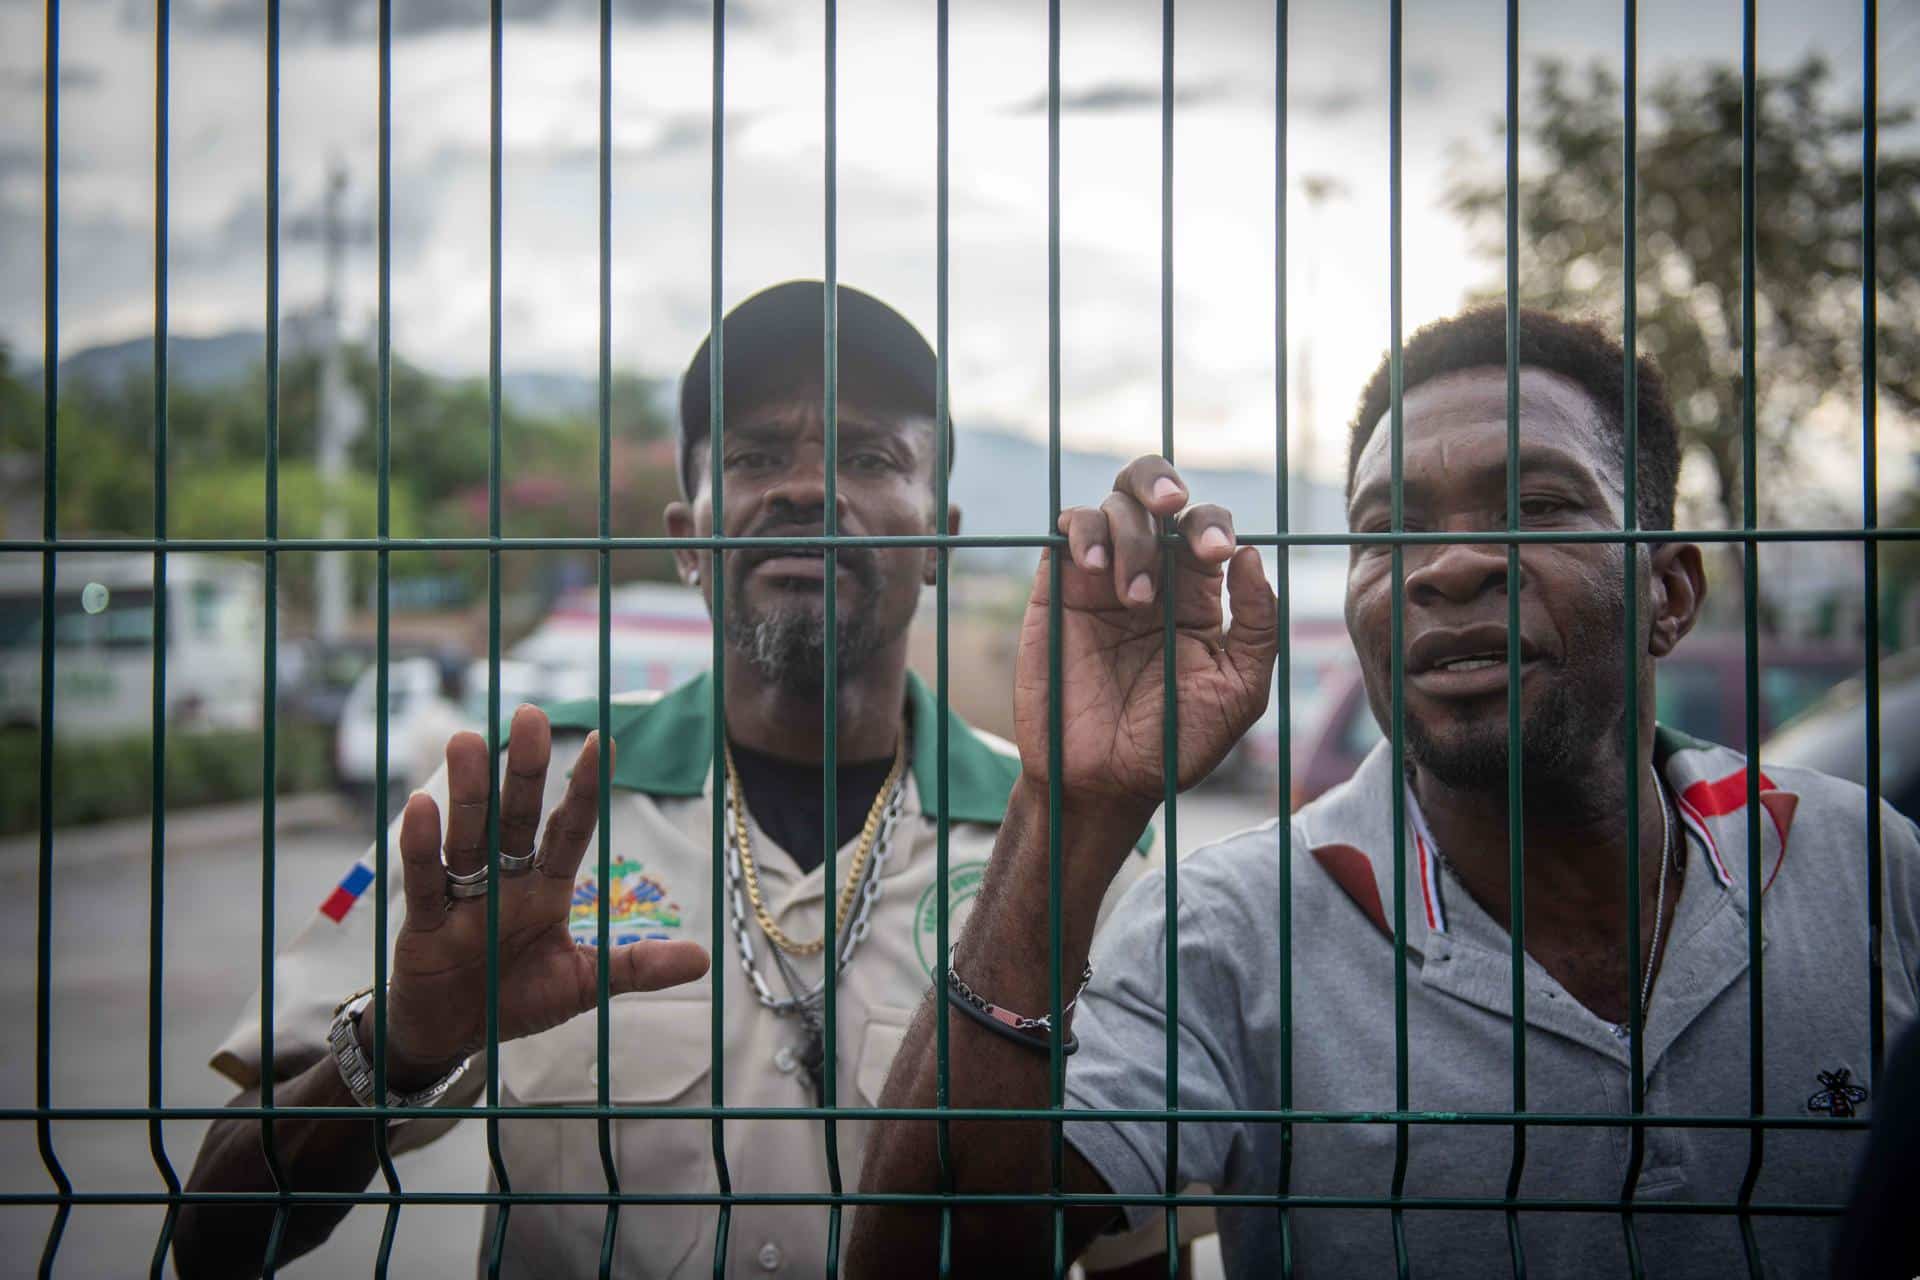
757, 1241, 783, 1272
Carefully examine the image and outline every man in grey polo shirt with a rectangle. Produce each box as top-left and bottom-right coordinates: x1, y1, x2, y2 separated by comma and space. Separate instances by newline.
850, 307, 1920, 1277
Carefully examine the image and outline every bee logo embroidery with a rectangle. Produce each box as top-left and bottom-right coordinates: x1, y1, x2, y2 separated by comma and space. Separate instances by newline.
1806, 1068, 1868, 1118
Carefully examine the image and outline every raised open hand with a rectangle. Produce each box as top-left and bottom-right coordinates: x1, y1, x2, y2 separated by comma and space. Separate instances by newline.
1014, 457, 1279, 826
376, 706, 710, 1088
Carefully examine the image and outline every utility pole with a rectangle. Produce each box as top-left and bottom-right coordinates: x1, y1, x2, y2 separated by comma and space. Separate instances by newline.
300, 162, 369, 644
1297, 174, 1348, 530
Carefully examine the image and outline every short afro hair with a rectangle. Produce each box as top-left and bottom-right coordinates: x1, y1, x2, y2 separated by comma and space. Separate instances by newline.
1347, 305, 1680, 531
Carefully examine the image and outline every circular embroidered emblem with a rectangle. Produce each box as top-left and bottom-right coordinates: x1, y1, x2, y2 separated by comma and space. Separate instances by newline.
914, 859, 988, 976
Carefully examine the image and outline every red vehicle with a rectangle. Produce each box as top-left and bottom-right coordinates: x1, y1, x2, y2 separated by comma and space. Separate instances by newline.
1287, 633, 1863, 810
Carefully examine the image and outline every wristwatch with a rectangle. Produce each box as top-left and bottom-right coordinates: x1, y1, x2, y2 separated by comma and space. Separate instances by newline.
327, 988, 470, 1110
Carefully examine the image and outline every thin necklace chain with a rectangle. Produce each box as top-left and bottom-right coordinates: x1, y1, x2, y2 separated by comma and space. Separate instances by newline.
1426, 762, 1677, 1024
723, 736, 905, 956
724, 771, 905, 1015
1640, 761, 1676, 1021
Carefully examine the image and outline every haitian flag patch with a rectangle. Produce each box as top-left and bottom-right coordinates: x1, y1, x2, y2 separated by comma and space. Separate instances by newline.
319, 861, 375, 923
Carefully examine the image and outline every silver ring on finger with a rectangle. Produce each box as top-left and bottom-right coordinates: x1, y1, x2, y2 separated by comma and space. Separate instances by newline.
445, 863, 490, 900
447, 874, 492, 900
497, 850, 537, 877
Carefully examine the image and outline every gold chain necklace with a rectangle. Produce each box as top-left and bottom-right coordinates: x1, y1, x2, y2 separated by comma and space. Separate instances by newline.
722, 737, 907, 957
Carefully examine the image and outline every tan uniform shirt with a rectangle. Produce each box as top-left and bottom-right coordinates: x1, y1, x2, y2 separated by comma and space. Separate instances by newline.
212, 672, 1161, 1277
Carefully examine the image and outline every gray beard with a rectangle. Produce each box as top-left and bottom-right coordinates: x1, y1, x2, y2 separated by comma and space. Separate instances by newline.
730, 600, 883, 693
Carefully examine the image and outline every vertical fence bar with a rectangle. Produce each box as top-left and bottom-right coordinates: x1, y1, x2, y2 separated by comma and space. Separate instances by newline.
370, 0, 404, 1269
1157, 2, 1181, 1273
933, 0, 956, 1274
1272, 2, 1294, 1271
814, 0, 844, 1258
1860, 0, 1884, 1087
819, 0, 846, 1267
1734, 0, 1766, 1270
1500, 0, 1528, 1272
35, 2, 72, 1272
1385, 0, 1411, 1272
257, 0, 291, 1268
707, 2, 734, 1269
1045, 0, 1068, 1271
1617, 0, 1648, 1269
483, 1, 512, 1271
595, 0, 620, 1274
148, 3, 185, 1270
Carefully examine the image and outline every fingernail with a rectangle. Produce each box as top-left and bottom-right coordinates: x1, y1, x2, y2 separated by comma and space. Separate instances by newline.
1086, 545, 1108, 569
1152, 477, 1185, 504
1128, 573, 1155, 604
1200, 526, 1233, 554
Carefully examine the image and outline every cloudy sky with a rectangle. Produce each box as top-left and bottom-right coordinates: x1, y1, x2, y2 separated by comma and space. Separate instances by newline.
2, 0, 1915, 497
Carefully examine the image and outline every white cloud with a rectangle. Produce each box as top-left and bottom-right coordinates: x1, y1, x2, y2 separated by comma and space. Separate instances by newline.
1, 0, 1913, 479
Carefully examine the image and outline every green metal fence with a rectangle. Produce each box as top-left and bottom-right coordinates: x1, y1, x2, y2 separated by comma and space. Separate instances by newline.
11, 0, 1913, 1275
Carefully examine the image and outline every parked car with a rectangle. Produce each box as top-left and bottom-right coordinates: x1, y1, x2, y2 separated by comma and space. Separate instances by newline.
277, 637, 456, 737
1762, 647, 1920, 823
1289, 632, 1864, 810
332, 581, 713, 807
1212, 548, 1355, 790
333, 652, 473, 809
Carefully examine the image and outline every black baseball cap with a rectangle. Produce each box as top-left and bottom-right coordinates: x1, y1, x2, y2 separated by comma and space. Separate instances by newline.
677, 280, 948, 497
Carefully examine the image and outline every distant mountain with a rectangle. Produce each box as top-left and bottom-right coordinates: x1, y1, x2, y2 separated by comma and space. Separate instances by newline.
948, 423, 1346, 543
21, 330, 271, 395
944, 423, 1352, 616
19, 327, 606, 419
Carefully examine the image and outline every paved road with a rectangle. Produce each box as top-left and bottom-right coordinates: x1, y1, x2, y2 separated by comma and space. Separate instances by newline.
0, 785, 1271, 1277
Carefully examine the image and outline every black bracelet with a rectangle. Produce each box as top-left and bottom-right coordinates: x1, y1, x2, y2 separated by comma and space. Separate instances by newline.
943, 980, 1079, 1056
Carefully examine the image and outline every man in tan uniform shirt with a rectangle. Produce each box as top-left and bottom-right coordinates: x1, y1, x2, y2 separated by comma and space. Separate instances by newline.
174, 281, 1172, 1277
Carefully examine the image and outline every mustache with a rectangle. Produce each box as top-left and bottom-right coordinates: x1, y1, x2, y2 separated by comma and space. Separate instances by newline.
732, 525, 880, 587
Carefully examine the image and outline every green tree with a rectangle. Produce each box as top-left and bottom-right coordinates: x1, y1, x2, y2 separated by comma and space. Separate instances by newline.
1446, 57, 1920, 537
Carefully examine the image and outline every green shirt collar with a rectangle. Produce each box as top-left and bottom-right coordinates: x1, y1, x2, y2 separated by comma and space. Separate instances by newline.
540, 671, 1018, 827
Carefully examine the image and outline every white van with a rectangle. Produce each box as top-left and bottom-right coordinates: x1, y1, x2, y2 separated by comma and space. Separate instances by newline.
0, 553, 265, 738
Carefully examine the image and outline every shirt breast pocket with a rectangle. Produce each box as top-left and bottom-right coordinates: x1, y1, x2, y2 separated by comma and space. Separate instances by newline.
500, 997, 718, 1278
855, 1005, 914, 1107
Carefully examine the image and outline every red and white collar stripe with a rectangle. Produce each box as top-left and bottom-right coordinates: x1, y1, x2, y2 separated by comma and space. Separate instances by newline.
1672, 789, 1737, 890
1405, 787, 1448, 935
1405, 770, 1719, 938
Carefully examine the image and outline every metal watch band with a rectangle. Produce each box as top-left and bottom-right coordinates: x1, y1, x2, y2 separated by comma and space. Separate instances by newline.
326, 988, 469, 1111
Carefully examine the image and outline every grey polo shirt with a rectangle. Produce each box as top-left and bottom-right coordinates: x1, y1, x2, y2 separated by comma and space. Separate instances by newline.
1064, 728, 1920, 1278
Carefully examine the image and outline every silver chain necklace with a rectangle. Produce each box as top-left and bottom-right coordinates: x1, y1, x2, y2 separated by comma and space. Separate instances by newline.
723, 777, 904, 1015
1638, 761, 1676, 1022
1425, 762, 1676, 1028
